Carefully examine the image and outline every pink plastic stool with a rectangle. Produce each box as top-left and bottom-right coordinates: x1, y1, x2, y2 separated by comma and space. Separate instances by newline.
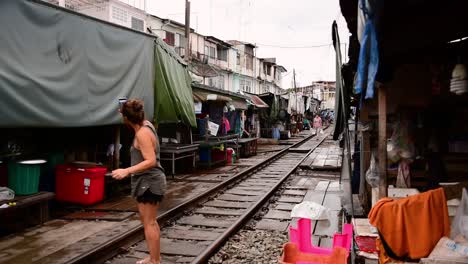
289, 218, 353, 258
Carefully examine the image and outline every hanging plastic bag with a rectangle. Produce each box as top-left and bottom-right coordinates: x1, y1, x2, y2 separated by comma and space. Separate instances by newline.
387, 119, 415, 164
366, 153, 379, 188
0, 187, 15, 201
291, 201, 330, 220
451, 188, 468, 240
396, 160, 411, 188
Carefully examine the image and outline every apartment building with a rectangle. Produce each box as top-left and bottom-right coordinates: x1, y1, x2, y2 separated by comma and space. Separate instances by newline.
43, 0, 287, 95
44, 0, 147, 32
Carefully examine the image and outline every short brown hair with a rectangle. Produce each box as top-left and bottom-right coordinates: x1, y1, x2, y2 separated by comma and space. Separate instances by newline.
121, 99, 145, 125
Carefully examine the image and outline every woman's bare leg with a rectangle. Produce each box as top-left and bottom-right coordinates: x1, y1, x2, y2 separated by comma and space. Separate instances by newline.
138, 202, 160, 264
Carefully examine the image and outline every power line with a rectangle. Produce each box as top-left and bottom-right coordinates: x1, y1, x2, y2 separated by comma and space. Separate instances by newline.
255, 42, 347, 49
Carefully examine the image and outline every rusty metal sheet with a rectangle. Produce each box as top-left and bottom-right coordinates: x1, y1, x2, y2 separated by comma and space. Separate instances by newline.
204, 200, 252, 209
277, 196, 303, 203
177, 215, 234, 228
264, 209, 291, 220
194, 207, 243, 216
217, 194, 259, 202
255, 219, 289, 232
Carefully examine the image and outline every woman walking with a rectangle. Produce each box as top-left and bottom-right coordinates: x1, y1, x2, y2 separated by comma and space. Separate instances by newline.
112, 99, 166, 264
313, 114, 323, 135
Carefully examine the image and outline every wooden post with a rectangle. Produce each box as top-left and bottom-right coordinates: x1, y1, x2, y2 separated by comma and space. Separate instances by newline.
378, 85, 387, 198
113, 125, 121, 169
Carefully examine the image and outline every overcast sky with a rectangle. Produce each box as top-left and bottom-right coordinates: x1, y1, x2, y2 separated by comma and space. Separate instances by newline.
123, 0, 350, 88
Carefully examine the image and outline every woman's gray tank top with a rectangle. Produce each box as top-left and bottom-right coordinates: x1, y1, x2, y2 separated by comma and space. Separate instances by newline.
130, 121, 166, 197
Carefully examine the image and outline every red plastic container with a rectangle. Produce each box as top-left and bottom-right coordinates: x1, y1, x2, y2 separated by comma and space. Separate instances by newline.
212, 149, 226, 162
55, 164, 106, 205
226, 149, 233, 165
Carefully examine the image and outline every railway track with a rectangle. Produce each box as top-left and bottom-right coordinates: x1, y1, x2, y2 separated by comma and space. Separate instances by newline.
67, 131, 329, 264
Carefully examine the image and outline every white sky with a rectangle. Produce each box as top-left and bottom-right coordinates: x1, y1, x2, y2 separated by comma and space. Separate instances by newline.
122, 0, 350, 88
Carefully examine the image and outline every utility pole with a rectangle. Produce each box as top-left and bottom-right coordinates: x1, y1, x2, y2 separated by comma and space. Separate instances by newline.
293, 69, 298, 123
185, 0, 191, 62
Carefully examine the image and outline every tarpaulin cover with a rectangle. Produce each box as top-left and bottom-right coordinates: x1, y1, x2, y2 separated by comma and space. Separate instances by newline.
0, 0, 154, 127
153, 37, 196, 127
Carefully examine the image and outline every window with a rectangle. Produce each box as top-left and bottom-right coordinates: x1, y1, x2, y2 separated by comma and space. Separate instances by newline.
266, 65, 271, 76
217, 46, 228, 62
218, 75, 224, 89
164, 31, 175, 46
240, 79, 252, 93
237, 52, 240, 65
246, 54, 253, 70
262, 84, 269, 93
112, 6, 127, 23
178, 34, 186, 47
204, 46, 215, 58
209, 47, 216, 59
131, 17, 144, 31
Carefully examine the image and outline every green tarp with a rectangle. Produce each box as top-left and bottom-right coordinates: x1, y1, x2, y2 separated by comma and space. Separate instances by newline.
0, 0, 154, 127
153, 38, 197, 127
0, 0, 196, 128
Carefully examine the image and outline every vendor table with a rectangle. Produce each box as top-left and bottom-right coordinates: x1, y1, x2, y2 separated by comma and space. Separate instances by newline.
237, 137, 258, 157
195, 134, 239, 168
0, 191, 55, 236
160, 143, 199, 178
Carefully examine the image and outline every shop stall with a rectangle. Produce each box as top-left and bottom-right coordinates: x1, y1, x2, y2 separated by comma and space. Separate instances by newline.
192, 84, 250, 166
337, 1, 468, 262
0, 0, 196, 235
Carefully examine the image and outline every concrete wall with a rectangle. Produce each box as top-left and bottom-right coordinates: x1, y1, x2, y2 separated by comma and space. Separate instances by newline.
108, 1, 146, 31
79, 3, 109, 22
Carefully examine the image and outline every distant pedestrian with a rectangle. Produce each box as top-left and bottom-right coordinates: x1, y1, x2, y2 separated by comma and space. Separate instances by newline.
303, 118, 311, 130
313, 114, 323, 135
112, 99, 165, 264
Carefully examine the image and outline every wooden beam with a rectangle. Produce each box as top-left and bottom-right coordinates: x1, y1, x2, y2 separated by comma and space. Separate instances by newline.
113, 125, 121, 170
378, 85, 387, 198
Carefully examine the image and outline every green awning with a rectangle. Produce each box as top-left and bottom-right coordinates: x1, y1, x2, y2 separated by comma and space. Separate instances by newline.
153, 38, 197, 127
192, 90, 232, 102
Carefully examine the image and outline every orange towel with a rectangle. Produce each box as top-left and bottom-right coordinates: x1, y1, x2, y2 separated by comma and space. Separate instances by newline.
368, 188, 450, 262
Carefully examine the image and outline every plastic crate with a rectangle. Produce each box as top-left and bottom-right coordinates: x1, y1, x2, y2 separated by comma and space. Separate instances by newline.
55, 164, 106, 205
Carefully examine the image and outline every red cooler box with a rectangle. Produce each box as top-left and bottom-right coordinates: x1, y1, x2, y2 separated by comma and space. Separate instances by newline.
55, 164, 106, 205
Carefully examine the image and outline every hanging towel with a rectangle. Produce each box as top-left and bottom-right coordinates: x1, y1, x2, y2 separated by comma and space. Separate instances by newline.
368, 188, 450, 263
355, 0, 379, 99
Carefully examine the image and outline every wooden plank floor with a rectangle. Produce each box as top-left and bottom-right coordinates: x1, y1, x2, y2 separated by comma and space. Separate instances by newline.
300, 138, 342, 170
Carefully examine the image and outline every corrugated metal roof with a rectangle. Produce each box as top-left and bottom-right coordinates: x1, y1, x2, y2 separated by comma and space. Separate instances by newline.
245, 93, 269, 108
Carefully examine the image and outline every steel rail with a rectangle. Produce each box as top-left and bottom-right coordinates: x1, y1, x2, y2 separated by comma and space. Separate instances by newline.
68, 133, 317, 264
191, 133, 329, 263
